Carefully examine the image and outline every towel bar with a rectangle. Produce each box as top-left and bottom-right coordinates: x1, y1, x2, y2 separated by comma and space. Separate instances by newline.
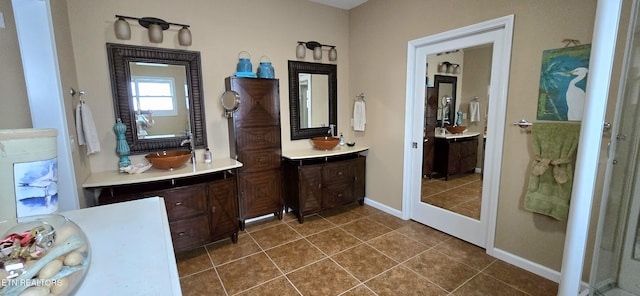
512, 118, 613, 131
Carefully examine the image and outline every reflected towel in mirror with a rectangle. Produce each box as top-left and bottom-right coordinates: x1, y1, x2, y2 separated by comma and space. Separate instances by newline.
469, 101, 480, 122
75, 102, 101, 155
353, 100, 366, 131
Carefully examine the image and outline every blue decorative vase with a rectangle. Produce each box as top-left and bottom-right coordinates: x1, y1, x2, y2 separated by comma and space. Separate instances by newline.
257, 56, 275, 78
236, 51, 252, 72
456, 111, 463, 126
114, 118, 131, 168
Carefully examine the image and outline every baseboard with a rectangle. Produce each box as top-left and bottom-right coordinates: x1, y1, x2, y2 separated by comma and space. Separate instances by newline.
246, 197, 405, 224
363, 197, 405, 219
492, 248, 590, 292
492, 248, 561, 282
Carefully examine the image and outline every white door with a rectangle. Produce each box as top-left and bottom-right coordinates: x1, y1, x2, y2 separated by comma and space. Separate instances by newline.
403, 16, 514, 248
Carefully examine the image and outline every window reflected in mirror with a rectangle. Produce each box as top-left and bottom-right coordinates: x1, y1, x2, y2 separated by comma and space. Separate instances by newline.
129, 62, 190, 139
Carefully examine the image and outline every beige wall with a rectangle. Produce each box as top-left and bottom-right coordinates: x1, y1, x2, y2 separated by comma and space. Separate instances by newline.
65, 0, 350, 172
348, 0, 628, 274
0, 0, 30, 129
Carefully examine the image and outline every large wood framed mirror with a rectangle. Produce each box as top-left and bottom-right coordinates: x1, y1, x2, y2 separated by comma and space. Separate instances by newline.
106, 43, 207, 154
288, 61, 337, 140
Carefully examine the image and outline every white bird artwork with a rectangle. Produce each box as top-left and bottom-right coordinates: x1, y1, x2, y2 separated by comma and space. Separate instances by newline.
19, 161, 58, 206
564, 67, 588, 121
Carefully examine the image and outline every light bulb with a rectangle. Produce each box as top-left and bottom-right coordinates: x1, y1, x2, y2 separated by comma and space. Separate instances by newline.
148, 23, 163, 43
114, 18, 131, 40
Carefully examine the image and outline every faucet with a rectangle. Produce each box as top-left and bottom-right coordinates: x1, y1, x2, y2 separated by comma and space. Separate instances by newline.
441, 120, 450, 129
328, 124, 335, 137
181, 131, 195, 163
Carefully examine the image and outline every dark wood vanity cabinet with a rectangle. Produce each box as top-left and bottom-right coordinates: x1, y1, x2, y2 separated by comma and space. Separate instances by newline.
97, 172, 238, 252
226, 77, 283, 230
434, 136, 478, 180
283, 154, 366, 223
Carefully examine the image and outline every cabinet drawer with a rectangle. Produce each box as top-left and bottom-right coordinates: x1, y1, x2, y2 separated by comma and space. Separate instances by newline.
323, 162, 354, 184
237, 148, 281, 172
323, 185, 354, 209
169, 215, 210, 251
234, 126, 281, 150
151, 185, 208, 221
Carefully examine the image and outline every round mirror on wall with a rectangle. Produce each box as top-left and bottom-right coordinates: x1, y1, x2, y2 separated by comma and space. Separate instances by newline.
221, 90, 241, 117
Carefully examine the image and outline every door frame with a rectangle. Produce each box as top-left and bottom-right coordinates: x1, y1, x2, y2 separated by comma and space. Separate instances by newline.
401, 15, 514, 253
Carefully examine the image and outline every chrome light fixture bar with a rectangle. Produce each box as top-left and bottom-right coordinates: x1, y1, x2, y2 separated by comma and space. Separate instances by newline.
114, 15, 192, 46
296, 41, 337, 61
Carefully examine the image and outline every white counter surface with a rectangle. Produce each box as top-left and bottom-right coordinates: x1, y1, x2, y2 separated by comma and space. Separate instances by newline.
82, 158, 242, 188
62, 197, 181, 295
282, 145, 369, 160
434, 132, 481, 140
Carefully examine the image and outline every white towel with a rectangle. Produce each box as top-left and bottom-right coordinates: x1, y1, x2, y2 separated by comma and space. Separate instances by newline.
353, 100, 366, 131
469, 101, 480, 122
75, 102, 101, 155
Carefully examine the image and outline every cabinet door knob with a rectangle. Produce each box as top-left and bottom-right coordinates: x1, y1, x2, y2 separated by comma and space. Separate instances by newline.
318, 183, 322, 189
175, 201, 182, 206
178, 232, 185, 236
337, 171, 343, 176
211, 206, 216, 214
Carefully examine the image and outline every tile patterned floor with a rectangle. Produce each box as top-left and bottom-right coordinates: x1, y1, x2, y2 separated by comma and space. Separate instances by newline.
176, 203, 558, 295
422, 173, 482, 219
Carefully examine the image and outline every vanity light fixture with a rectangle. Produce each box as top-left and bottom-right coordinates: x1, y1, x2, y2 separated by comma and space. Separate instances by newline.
114, 15, 192, 46
438, 61, 461, 75
296, 41, 337, 61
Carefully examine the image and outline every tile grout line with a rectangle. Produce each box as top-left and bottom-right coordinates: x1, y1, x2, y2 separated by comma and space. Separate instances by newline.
198, 243, 231, 296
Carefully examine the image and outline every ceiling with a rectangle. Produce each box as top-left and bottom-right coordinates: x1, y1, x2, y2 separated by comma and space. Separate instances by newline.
308, 0, 368, 10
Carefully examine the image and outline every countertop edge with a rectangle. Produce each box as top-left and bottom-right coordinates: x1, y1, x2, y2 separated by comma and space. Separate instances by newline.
434, 132, 481, 139
282, 146, 369, 160
82, 158, 243, 188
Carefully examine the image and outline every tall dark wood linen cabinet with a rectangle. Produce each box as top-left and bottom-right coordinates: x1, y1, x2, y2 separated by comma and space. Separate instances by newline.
226, 77, 283, 230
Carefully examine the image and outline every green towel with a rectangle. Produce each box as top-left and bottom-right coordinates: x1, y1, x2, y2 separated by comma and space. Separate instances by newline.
524, 122, 581, 221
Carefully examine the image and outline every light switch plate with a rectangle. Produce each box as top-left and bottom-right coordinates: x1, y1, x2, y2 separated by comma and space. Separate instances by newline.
0, 12, 5, 29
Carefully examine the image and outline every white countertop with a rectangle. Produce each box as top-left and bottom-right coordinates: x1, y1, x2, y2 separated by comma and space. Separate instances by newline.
282, 145, 369, 160
82, 158, 243, 188
62, 197, 181, 295
434, 131, 481, 140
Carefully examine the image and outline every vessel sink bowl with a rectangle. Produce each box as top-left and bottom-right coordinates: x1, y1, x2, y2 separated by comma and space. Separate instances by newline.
311, 136, 340, 150
446, 125, 467, 134
145, 150, 191, 170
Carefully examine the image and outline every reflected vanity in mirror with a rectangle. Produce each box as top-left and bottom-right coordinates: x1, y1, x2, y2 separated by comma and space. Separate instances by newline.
288, 61, 337, 140
107, 43, 207, 154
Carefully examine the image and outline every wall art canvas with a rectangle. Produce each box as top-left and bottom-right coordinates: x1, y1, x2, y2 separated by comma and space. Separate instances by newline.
537, 44, 591, 121
14, 158, 58, 217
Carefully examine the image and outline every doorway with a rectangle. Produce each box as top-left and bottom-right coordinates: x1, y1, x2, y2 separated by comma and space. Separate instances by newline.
402, 15, 514, 249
